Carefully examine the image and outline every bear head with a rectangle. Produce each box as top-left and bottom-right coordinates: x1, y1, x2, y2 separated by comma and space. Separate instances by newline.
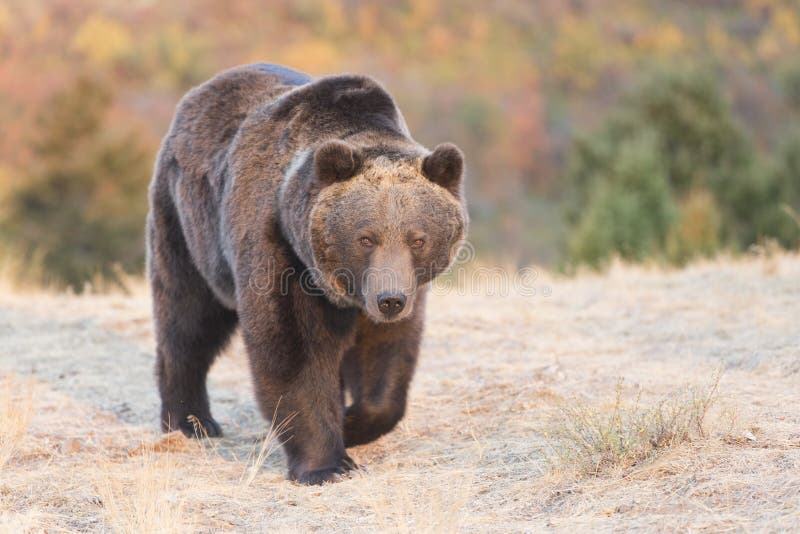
280, 140, 467, 323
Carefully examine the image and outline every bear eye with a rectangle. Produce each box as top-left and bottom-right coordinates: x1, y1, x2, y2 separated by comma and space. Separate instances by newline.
359, 237, 374, 248
411, 238, 425, 249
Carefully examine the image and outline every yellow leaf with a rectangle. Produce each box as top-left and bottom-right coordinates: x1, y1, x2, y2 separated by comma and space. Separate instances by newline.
71, 15, 133, 66
635, 23, 685, 56
0, 4, 10, 37
775, 6, 800, 46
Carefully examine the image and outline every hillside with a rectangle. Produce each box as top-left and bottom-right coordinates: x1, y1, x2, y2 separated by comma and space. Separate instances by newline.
1, 255, 799, 532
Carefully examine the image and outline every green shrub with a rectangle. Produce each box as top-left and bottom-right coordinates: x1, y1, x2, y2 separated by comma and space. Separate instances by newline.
762, 131, 800, 247
0, 77, 151, 291
721, 131, 800, 249
568, 134, 675, 267
545, 374, 721, 476
625, 69, 754, 196
779, 60, 800, 112
564, 68, 795, 267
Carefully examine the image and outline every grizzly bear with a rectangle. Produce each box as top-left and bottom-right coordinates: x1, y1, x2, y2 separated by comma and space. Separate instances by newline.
146, 63, 467, 484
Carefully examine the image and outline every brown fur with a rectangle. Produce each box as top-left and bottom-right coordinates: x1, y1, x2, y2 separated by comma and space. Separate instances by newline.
146, 63, 467, 484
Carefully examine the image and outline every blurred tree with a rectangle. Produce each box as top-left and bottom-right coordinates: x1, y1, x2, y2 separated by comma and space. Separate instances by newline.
666, 188, 722, 265
71, 14, 133, 67
143, 23, 211, 90
564, 68, 794, 267
552, 16, 609, 91
0, 77, 151, 292
568, 133, 675, 267
756, 130, 800, 247
778, 60, 800, 111
624, 69, 755, 198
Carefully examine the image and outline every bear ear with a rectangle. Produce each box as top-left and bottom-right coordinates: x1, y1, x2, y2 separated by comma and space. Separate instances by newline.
422, 143, 464, 196
314, 140, 362, 185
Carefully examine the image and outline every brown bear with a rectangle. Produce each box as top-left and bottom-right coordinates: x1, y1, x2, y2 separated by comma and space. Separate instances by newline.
146, 63, 467, 484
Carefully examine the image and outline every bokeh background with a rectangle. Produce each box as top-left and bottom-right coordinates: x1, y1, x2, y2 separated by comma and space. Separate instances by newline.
1, 0, 799, 291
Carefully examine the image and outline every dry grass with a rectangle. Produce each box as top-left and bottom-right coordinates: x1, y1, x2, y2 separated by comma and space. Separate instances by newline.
0, 508, 46, 533
362, 472, 472, 533
1, 253, 799, 531
0, 375, 32, 471
546, 372, 722, 476
94, 449, 186, 534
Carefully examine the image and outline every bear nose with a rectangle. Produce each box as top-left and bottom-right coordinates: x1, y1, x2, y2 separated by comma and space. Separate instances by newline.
377, 292, 406, 318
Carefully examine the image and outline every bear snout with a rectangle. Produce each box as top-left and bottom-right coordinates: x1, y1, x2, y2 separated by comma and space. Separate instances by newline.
377, 291, 406, 318
363, 287, 415, 323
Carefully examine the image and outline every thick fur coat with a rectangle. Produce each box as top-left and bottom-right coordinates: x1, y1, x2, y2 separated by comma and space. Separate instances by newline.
147, 63, 467, 484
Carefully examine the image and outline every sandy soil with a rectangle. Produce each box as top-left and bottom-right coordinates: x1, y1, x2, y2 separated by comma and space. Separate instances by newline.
1, 254, 798, 532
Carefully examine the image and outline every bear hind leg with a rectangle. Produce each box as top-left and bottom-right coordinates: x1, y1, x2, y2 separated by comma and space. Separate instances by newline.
155, 300, 237, 438
149, 199, 238, 438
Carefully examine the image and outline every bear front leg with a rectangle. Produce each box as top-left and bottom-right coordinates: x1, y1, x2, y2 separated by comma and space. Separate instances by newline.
262, 366, 358, 485
341, 298, 425, 447
239, 282, 359, 484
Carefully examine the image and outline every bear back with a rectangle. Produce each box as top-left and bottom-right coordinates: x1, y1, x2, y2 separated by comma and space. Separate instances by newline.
267, 75, 409, 140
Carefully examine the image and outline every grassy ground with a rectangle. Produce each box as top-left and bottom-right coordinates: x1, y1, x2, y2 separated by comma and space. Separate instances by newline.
1, 254, 799, 532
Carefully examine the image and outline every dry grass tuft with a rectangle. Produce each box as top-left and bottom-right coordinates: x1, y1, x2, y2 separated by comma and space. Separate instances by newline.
241, 409, 296, 487
94, 449, 186, 534
0, 375, 32, 470
545, 371, 721, 476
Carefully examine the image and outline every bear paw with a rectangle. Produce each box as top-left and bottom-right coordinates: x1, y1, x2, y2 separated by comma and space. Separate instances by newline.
290, 455, 359, 485
166, 414, 223, 439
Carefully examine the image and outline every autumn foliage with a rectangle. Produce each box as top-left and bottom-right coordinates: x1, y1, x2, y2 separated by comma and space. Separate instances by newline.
1, 1, 799, 289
